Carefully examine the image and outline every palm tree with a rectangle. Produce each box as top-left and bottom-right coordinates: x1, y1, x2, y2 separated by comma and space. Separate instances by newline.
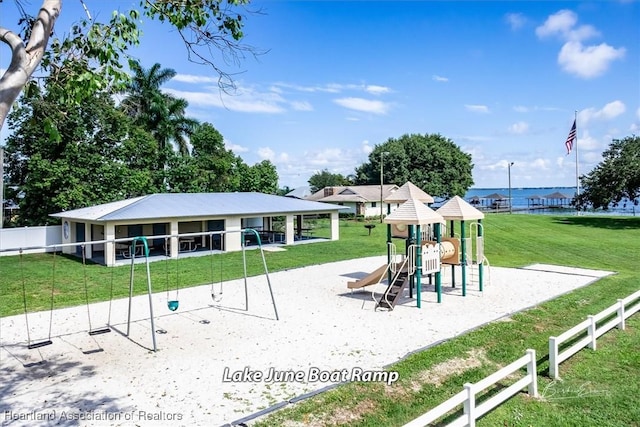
156, 96, 199, 156
121, 61, 198, 158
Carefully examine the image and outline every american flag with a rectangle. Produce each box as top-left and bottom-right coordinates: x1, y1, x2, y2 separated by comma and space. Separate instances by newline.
565, 119, 576, 155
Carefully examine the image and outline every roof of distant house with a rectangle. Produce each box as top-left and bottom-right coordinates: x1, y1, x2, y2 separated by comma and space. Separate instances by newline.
285, 186, 312, 199
306, 185, 399, 203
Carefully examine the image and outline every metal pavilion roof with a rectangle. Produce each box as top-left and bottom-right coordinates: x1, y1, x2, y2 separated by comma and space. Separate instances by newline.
50, 192, 344, 222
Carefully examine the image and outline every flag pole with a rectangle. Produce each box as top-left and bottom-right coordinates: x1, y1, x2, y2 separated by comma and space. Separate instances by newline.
574, 110, 580, 196
574, 110, 579, 198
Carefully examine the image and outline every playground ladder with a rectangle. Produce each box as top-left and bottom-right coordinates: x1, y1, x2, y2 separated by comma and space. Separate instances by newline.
376, 269, 410, 311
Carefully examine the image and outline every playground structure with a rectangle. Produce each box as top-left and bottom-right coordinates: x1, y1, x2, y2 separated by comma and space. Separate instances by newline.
352, 182, 488, 310
0, 229, 278, 354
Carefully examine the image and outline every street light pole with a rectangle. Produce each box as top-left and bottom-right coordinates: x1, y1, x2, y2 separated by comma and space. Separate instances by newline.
380, 151, 389, 223
508, 162, 514, 214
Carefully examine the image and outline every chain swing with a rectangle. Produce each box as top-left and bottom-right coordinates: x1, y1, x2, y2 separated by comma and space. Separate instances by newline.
164, 237, 179, 311
81, 244, 111, 335
20, 248, 55, 349
209, 234, 223, 302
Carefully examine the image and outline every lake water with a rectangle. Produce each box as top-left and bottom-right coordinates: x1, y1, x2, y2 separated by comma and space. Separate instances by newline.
460, 187, 638, 216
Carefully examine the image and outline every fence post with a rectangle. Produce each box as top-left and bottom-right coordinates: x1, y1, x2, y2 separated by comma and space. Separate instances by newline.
587, 315, 597, 350
617, 299, 625, 330
549, 337, 559, 379
464, 383, 476, 427
526, 349, 538, 397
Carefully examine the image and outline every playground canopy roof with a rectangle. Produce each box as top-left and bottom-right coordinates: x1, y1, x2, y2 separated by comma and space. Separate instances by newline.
383, 198, 444, 225
384, 181, 434, 204
50, 192, 343, 222
436, 196, 485, 221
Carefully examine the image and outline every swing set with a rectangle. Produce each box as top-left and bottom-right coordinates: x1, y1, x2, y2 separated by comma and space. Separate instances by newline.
1, 229, 278, 354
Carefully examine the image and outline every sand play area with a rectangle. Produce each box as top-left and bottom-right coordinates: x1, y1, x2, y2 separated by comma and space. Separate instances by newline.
0, 255, 613, 426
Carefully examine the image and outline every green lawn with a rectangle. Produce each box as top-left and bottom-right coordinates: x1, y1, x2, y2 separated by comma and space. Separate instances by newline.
1, 214, 639, 426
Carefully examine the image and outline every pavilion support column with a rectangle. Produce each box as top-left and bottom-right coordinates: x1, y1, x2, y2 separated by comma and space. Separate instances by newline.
285, 215, 295, 245
170, 221, 179, 259
330, 212, 339, 240
84, 222, 92, 259
105, 223, 115, 267
225, 217, 242, 251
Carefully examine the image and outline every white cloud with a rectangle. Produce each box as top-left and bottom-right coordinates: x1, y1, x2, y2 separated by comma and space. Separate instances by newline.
535, 10, 624, 79
458, 135, 492, 142
307, 148, 346, 166
558, 41, 625, 79
580, 100, 626, 124
272, 82, 342, 93
290, 101, 313, 111
482, 159, 512, 171
432, 75, 449, 82
508, 121, 529, 134
361, 140, 373, 154
258, 147, 275, 161
365, 85, 390, 95
536, 12, 600, 44
165, 86, 286, 113
334, 97, 390, 114
505, 13, 526, 31
636, 107, 640, 120
278, 152, 290, 163
173, 74, 219, 84
465, 104, 490, 114
273, 82, 392, 96
513, 105, 562, 113
225, 139, 249, 153
531, 158, 550, 170
576, 131, 602, 151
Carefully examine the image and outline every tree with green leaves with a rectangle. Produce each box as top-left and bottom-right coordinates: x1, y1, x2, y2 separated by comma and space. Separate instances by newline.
575, 135, 640, 210
188, 122, 243, 192
121, 61, 199, 157
308, 169, 350, 193
5, 79, 160, 225
0, 0, 257, 132
355, 133, 474, 199
238, 160, 279, 194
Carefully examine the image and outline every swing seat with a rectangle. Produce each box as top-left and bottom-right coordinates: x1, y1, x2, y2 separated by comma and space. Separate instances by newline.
89, 327, 111, 336
28, 340, 53, 350
168, 300, 180, 311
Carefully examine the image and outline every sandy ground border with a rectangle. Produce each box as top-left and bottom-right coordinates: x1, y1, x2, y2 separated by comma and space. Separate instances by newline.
0, 256, 614, 426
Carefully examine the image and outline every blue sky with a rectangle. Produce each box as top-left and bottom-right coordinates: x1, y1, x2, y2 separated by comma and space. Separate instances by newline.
1, 1, 639, 190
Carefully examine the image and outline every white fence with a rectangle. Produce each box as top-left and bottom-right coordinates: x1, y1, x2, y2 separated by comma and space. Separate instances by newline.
404, 349, 538, 427
549, 289, 640, 379
0, 226, 61, 256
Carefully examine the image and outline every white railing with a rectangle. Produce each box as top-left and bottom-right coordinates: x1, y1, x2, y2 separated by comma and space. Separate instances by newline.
404, 349, 538, 427
549, 289, 640, 379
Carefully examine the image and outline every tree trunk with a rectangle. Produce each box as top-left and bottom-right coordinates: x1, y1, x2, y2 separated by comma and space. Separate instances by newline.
0, 0, 61, 131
